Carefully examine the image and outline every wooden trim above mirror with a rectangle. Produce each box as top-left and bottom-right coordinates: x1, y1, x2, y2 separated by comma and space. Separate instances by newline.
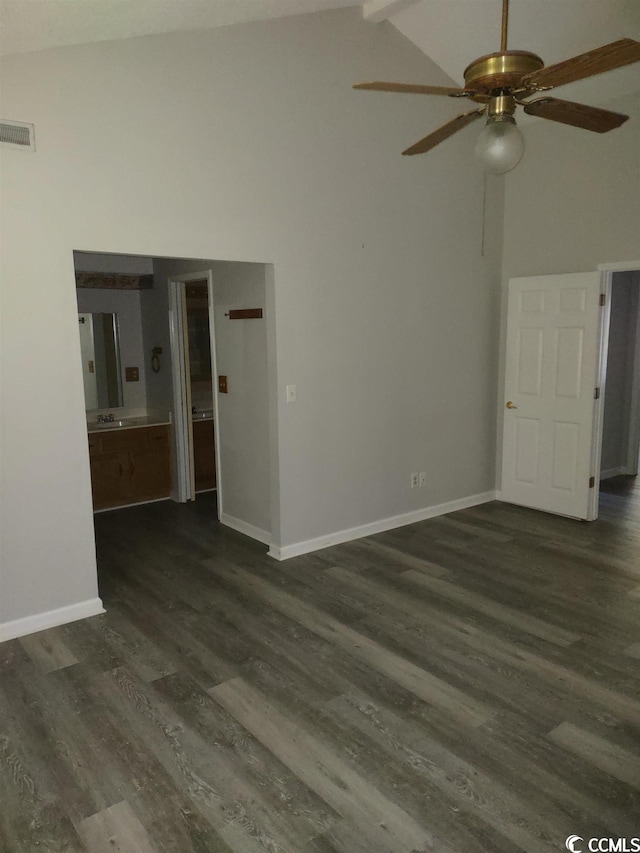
76, 271, 154, 290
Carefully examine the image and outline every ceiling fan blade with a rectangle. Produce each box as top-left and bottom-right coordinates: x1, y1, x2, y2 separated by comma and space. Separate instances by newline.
402, 108, 485, 156
353, 81, 475, 98
523, 38, 640, 91
523, 97, 629, 133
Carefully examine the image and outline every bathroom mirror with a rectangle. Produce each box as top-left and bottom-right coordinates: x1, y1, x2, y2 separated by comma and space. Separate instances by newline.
78, 312, 123, 410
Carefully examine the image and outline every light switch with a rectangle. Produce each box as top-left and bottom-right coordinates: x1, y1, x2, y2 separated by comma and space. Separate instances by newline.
125, 366, 139, 382
286, 384, 296, 403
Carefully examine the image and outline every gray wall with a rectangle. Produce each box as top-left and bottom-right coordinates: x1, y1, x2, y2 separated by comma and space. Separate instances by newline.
496, 92, 640, 487
502, 93, 640, 281
152, 257, 272, 537
212, 262, 271, 536
75, 252, 153, 275
0, 9, 503, 629
75, 287, 148, 413
75, 251, 153, 413
141, 262, 174, 419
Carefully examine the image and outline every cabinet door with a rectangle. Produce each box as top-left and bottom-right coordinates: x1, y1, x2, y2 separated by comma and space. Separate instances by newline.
90, 451, 129, 510
89, 425, 171, 509
193, 420, 216, 491
130, 447, 171, 502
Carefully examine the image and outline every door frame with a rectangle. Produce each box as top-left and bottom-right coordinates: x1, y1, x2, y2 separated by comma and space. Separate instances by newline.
500, 272, 602, 521
168, 269, 222, 517
590, 260, 640, 518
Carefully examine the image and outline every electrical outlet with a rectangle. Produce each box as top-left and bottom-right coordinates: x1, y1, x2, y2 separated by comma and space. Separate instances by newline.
419, 472, 426, 487
410, 473, 419, 489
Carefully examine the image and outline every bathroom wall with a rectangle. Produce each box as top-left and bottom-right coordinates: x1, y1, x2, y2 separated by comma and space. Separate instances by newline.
74, 251, 152, 416
75, 287, 148, 415
140, 262, 174, 420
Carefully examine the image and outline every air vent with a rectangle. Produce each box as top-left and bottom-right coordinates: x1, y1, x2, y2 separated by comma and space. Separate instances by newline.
0, 119, 35, 151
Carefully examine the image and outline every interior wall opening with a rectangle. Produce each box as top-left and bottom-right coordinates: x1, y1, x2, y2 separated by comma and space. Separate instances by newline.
598, 267, 640, 516
73, 250, 274, 559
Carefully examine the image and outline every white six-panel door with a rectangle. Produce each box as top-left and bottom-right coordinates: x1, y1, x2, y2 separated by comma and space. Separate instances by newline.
501, 272, 602, 520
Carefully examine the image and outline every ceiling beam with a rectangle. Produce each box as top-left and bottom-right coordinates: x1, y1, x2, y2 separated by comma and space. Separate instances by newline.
362, 0, 421, 23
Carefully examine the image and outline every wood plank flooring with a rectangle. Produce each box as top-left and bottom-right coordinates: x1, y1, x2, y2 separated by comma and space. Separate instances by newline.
2, 480, 640, 852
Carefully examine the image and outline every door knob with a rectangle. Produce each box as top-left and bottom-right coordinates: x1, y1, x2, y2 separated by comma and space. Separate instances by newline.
505, 401, 518, 409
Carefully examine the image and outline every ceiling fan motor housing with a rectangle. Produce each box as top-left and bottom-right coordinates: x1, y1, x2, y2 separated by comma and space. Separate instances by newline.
487, 93, 517, 118
463, 51, 544, 97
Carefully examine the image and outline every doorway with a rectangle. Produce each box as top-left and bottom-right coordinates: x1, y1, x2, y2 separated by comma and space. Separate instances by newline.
500, 271, 602, 520
168, 270, 220, 509
165, 259, 274, 545
187, 281, 218, 494
598, 268, 640, 491
75, 251, 275, 549
499, 264, 640, 523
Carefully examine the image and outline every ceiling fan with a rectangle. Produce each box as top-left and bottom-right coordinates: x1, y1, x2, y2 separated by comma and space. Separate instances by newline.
353, 0, 640, 173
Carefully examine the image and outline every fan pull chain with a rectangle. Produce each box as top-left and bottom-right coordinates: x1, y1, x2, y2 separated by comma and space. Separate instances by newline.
481, 173, 488, 258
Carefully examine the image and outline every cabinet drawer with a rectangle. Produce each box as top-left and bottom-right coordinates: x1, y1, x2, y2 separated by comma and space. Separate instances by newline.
94, 424, 169, 453
99, 428, 150, 453
145, 426, 170, 450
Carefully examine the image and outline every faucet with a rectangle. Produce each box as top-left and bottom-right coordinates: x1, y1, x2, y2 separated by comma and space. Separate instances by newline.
97, 413, 115, 423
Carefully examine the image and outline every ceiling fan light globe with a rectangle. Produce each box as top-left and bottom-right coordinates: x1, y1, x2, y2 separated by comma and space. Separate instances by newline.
475, 117, 525, 174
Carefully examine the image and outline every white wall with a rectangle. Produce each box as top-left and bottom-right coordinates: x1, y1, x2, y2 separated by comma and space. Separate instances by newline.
0, 9, 503, 631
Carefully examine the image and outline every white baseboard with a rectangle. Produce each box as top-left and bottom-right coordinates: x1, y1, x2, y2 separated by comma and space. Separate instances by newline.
220, 513, 271, 545
600, 466, 626, 481
268, 490, 497, 561
0, 597, 105, 643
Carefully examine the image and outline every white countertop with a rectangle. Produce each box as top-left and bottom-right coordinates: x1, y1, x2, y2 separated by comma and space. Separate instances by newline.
88, 412, 214, 433
88, 416, 171, 434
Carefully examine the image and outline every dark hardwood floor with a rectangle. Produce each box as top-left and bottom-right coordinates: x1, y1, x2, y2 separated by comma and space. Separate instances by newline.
2, 482, 640, 852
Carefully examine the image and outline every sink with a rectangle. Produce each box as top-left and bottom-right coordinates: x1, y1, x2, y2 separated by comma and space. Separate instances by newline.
192, 410, 213, 420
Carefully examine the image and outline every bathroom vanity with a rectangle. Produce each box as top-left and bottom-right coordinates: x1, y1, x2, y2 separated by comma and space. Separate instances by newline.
88, 421, 171, 510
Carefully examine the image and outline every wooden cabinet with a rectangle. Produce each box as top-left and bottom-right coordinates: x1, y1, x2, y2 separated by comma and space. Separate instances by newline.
192, 418, 216, 492
88, 424, 171, 510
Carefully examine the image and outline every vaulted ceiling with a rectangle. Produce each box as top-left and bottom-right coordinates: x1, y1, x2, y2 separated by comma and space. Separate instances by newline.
1, 0, 639, 107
